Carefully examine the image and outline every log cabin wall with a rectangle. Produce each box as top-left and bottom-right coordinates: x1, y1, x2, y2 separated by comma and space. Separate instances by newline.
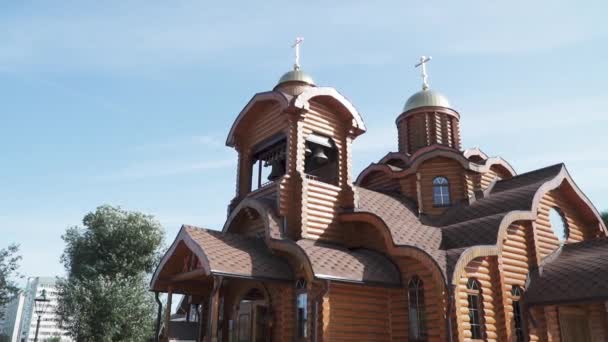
392, 256, 448, 342
533, 185, 598, 261
399, 174, 418, 201
497, 222, 537, 341
235, 103, 286, 199
417, 157, 466, 216
455, 256, 503, 342
587, 303, 608, 341
297, 101, 355, 242
322, 282, 391, 341
397, 110, 461, 155
359, 170, 401, 193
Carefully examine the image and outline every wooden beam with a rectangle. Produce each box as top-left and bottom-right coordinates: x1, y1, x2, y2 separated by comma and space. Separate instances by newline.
206, 276, 222, 342
169, 268, 207, 282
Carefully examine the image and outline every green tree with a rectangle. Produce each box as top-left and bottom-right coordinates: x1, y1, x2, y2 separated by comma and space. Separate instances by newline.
57, 205, 164, 342
0, 244, 21, 320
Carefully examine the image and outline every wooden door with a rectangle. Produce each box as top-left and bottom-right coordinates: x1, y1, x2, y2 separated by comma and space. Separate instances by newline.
559, 307, 592, 342
235, 300, 269, 342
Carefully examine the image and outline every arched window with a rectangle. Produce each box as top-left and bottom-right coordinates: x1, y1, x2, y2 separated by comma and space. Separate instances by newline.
432, 177, 451, 207
549, 207, 569, 242
511, 286, 525, 342
408, 276, 427, 341
466, 278, 483, 340
295, 279, 308, 338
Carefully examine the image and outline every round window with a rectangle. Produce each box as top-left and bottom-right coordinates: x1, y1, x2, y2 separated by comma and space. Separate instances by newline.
549, 207, 569, 242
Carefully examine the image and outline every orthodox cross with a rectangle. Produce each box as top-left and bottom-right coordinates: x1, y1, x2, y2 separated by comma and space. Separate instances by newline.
415, 56, 432, 90
292, 37, 304, 70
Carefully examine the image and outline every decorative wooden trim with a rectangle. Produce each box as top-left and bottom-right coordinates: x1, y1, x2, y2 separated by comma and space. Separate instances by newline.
356, 146, 516, 186
226, 91, 290, 147
293, 87, 367, 134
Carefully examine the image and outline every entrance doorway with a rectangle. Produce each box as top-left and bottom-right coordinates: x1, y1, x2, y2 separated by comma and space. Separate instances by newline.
234, 289, 270, 342
559, 306, 592, 342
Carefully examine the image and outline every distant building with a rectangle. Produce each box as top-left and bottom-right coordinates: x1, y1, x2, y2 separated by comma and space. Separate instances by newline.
12, 277, 72, 342
0, 292, 25, 342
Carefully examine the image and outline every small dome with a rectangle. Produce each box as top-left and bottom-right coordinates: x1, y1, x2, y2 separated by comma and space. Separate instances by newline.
403, 89, 451, 113
277, 69, 315, 87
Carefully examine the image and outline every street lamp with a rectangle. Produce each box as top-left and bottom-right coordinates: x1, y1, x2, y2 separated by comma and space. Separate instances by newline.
33, 289, 50, 342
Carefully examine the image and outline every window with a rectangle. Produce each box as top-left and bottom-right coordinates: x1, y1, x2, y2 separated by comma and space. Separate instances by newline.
408, 276, 427, 341
511, 286, 525, 342
296, 279, 308, 338
304, 134, 338, 185
251, 136, 287, 191
549, 207, 569, 242
432, 177, 451, 207
466, 278, 483, 340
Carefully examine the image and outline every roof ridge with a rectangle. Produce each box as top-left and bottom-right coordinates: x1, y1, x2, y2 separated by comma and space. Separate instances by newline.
497, 163, 563, 183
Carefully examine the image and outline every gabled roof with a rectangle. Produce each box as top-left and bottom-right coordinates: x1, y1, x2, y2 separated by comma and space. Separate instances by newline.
526, 239, 608, 306
151, 225, 294, 291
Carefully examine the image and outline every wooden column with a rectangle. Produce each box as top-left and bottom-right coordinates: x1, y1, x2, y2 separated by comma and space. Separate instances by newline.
165, 287, 173, 342
206, 277, 222, 342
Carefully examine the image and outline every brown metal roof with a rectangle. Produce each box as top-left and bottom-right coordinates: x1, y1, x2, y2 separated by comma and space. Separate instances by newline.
526, 239, 608, 306
296, 239, 401, 286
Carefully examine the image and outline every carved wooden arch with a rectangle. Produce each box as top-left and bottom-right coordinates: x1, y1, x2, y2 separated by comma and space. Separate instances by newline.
356, 146, 516, 185
150, 227, 213, 290
340, 210, 448, 287
449, 165, 608, 285
222, 198, 316, 282
294, 86, 367, 134
231, 281, 273, 310
226, 91, 291, 147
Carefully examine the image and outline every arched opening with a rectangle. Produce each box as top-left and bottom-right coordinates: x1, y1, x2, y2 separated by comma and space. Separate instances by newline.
234, 288, 270, 342
549, 207, 569, 243
511, 286, 525, 342
432, 176, 451, 207
466, 278, 484, 340
408, 275, 427, 342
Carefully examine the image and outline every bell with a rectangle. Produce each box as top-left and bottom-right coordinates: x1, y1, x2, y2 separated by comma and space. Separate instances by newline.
267, 159, 285, 181
312, 146, 328, 164
305, 145, 313, 156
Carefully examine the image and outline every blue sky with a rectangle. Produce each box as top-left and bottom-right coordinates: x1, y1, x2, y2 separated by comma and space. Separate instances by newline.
1, 0, 607, 283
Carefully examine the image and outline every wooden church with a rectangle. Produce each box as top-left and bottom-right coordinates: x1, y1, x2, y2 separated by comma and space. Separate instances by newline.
151, 43, 608, 342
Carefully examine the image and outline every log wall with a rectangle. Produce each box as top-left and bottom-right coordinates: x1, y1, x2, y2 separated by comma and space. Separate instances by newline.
498, 222, 537, 341
417, 157, 466, 216
534, 187, 594, 261
322, 283, 391, 341
392, 256, 447, 342
455, 256, 503, 342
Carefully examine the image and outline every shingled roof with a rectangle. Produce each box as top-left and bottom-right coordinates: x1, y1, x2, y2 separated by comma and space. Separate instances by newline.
297, 239, 401, 286
354, 163, 569, 283
526, 239, 608, 306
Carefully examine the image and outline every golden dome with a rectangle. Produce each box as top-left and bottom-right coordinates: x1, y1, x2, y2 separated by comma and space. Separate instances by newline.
277, 69, 315, 87
403, 89, 451, 113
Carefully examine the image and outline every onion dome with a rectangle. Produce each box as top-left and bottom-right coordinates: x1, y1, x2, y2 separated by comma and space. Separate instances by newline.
277, 69, 315, 87
403, 88, 451, 113
274, 67, 316, 95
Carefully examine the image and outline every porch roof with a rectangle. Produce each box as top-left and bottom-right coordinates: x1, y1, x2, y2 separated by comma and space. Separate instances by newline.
297, 239, 402, 286
151, 225, 293, 292
526, 238, 608, 306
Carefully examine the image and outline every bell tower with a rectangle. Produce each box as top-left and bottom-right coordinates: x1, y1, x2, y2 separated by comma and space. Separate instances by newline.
396, 56, 461, 155
225, 38, 366, 242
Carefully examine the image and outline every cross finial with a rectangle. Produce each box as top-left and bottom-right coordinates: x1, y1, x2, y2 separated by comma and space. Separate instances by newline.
414, 56, 432, 90
292, 37, 304, 70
